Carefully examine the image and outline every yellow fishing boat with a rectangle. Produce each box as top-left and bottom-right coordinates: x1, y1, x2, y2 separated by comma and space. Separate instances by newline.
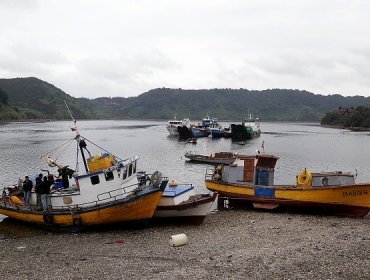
205, 154, 370, 217
0, 107, 168, 232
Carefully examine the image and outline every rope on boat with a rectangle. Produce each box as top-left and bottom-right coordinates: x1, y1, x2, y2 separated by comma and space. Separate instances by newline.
54, 139, 75, 162
43, 138, 75, 157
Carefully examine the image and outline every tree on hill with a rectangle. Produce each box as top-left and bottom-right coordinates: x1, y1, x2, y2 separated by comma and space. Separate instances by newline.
321, 106, 370, 129
0, 88, 8, 105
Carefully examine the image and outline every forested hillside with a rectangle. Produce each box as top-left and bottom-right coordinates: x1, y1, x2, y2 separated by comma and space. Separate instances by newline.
0, 77, 92, 120
1, 77, 370, 121
321, 106, 370, 129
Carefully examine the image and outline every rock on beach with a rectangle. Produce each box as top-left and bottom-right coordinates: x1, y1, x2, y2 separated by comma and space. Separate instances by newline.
0, 210, 369, 279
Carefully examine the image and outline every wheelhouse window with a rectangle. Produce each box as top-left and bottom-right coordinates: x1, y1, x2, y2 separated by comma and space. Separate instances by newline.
91, 175, 100, 185
133, 162, 136, 174
122, 167, 127, 180
128, 164, 133, 177
117, 168, 121, 178
105, 171, 114, 181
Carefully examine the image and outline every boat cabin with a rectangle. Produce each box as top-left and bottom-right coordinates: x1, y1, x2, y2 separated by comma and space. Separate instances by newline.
219, 154, 278, 186
311, 172, 355, 187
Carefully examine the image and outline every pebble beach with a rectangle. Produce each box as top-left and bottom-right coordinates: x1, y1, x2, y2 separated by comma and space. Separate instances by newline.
1, 209, 369, 280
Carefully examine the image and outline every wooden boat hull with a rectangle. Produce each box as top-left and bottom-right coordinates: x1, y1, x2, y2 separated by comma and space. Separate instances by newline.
0, 188, 163, 231
154, 193, 217, 224
205, 180, 370, 217
185, 154, 236, 165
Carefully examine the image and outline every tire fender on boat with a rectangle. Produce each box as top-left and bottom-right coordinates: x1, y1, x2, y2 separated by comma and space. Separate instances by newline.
150, 171, 163, 188
72, 214, 82, 226
43, 213, 54, 224
297, 169, 313, 188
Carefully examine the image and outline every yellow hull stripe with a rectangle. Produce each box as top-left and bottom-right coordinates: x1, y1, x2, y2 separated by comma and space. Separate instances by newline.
0, 192, 163, 227
205, 181, 370, 207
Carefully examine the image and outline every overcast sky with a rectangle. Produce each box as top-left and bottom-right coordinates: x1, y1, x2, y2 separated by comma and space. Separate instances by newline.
1, 0, 370, 98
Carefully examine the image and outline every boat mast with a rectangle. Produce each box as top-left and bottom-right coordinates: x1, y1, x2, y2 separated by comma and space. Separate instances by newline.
78, 138, 89, 173
65, 101, 89, 173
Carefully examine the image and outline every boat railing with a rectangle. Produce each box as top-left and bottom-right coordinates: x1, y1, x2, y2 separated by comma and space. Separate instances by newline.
96, 182, 144, 201
52, 176, 169, 210
0, 184, 133, 211
0, 177, 169, 211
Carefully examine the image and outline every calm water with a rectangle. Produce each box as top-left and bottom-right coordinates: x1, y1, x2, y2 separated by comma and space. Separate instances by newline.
0, 120, 370, 235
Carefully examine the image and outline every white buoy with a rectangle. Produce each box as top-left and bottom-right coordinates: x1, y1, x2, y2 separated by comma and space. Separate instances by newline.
169, 233, 188, 247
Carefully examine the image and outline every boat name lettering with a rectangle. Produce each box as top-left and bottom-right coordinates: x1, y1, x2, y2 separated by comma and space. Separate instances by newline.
342, 190, 368, 197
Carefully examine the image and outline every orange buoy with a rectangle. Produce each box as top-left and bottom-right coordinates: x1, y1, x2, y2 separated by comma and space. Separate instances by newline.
10, 196, 24, 206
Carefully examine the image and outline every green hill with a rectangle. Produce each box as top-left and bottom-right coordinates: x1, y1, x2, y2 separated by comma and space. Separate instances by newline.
1, 77, 370, 121
0, 77, 92, 120
321, 106, 370, 129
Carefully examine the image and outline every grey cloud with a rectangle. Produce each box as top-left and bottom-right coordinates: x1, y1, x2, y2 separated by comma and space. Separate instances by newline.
1, 1, 370, 97
0, 43, 70, 76
77, 50, 176, 84
0, 0, 39, 10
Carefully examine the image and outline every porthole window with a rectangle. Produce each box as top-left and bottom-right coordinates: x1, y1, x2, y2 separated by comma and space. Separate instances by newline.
91, 175, 100, 185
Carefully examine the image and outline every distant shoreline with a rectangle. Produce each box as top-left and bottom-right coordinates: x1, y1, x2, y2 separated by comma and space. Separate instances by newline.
321, 124, 370, 131
1, 118, 322, 124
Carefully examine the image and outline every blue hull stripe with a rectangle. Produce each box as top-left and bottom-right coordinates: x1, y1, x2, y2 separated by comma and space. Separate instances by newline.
254, 186, 275, 198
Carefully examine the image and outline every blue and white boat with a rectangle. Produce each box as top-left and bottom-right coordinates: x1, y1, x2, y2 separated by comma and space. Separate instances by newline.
208, 122, 224, 138
190, 126, 209, 138
154, 181, 217, 224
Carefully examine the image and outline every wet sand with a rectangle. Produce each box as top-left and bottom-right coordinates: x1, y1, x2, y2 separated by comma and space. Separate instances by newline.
0, 210, 369, 280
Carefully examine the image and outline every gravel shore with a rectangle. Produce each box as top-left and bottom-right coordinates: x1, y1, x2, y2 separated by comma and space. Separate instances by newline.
0, 209, 369, 280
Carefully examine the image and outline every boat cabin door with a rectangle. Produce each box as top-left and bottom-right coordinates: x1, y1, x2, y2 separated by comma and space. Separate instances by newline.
243, 158, 255, 182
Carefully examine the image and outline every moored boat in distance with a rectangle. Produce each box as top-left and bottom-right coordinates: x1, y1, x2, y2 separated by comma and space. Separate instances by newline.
208, 122, 224, 138
205, 154, 370, 217
178, 114, 218, 139
154, 180, 217, 225
167, 116, 190, 136
185, 151, 238, 165
0, 110, 168, 232
190, 126, 209, 138
187, 138, 197, 144
231, 112, 261, 141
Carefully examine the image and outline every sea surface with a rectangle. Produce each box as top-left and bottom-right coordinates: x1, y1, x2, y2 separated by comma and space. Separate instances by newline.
0, 120, 370, 235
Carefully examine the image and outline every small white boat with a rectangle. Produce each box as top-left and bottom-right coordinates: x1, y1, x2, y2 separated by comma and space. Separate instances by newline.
187, 138, 197, 144
154, 181, 217, 224
167, 116, 190, 136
